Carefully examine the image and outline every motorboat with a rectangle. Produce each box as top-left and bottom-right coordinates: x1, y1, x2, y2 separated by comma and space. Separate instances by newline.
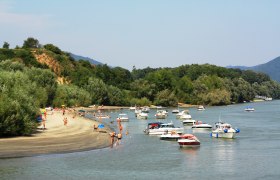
177, 134, 200, 147
182, 119, 196, 126
144, 122, 184, 135
129, 106, 136, 110
155, 110, 168, 119
172, 109, 180, 114
211, 122, 240, 139
141, 106, 150, 113
160, 131, 181, 141
137, 112, 148, 120
118, 113, 129, 122
94, 113, 110, 119
191, 121, 212, 130
177, 110, 191, 120
134, 108, 142, 117
197, 105, 205, 111
244, 106, 255, 112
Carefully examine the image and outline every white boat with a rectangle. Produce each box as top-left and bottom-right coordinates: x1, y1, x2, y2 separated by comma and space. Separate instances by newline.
141, 106, 150, 113
197, 105, 205, 111
182, 119, 196, 126
155, 110, 168, 119
160, 131, 181, 141
177, 110, 191, 120
191, 121, 212, 130
94, 113, 110, 119
244, 106, 255, 112
118, 113, 129, 122
177, 134, 200, 147
144, 122, 184, 135
211, 122, 240, 139
172, 109, 180, 114
137, 112, 148, 120
134, 108, 142, 117
129, 106, 136, 110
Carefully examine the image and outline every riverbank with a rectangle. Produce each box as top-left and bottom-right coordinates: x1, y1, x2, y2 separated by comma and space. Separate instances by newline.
0, 110, 113, 158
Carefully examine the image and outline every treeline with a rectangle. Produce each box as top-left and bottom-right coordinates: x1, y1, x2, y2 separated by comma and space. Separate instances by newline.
1, 38, 280, 136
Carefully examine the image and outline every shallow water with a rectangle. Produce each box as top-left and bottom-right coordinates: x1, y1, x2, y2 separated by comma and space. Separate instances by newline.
1, 101, 280, 180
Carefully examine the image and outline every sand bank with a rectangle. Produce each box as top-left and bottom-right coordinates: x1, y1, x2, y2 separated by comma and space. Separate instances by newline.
0, 110, 113, 158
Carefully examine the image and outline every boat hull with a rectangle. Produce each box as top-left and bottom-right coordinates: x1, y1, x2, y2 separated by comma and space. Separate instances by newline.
211, 131, 236, 139
178, 140, 200, 147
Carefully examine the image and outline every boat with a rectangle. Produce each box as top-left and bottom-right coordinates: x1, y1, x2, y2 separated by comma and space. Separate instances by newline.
211, 122, 240, 139
94, 113, 110, 119
144, 122, 184, 135
191, 121, 212, 131
129, 105, 136, 110
118, 113, 129, 122
197, 105, 205, 111
155, 110, 168, 119
244, 106, 255, 112
182, 119, 196, 126
160, 131, 181, 141
177, 134, 200, 147
141, 106, 150, 113
137, 112, 148, 120
134, 108, 142, 117
172, 109, 180, 114
177, 110, 191, 120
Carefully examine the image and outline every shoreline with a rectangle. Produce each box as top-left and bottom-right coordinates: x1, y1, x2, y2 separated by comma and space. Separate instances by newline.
0, 110, 113, 158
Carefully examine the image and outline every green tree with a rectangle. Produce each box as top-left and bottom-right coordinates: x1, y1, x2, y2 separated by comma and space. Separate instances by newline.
0, 71, 40, 136
2, 42, 9, 49
44, 44, 62, 54
85, 77, 109, 105
22, 37, 39, 48
154, 89, 178, 107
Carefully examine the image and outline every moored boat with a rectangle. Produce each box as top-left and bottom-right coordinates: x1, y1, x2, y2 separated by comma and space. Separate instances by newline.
211, 122, 240, 139
160, 131, 181, 141
244, 106, 255, 112
144, 122, 184, 135
191, 121, 212, 130
197, 105, 205, 111
177, 134, 200, 147
137, 112, 148, 120
155, 110, 168, 119
118, 113, 129, 122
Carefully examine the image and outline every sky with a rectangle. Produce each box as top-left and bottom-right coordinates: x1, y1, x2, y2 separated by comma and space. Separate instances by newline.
1, 0, 280, 70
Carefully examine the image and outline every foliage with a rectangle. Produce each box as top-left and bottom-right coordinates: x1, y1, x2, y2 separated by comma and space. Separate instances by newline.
44, 44, 62, 54
0, 71, 40, 136
53, 84, 91, 107
22, 37, 40, 49
2, 42, 9, 49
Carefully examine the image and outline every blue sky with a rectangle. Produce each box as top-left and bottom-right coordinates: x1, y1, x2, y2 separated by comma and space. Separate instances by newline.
1, 0, 280, 70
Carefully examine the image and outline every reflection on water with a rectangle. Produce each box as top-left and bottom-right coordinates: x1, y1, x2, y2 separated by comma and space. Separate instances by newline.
1, 101, 280, 179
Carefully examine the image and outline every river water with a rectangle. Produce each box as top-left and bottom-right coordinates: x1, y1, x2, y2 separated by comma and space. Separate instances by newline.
1, 100, 280, 180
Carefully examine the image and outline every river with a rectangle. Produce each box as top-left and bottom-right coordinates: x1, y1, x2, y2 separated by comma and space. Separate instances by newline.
1, 100, 280, 180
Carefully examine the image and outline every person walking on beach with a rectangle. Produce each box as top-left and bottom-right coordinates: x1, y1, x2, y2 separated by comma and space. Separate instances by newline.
63, 117, 68, 126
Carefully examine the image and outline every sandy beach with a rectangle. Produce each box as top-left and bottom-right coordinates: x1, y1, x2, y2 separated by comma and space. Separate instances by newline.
0, 110, 113, 158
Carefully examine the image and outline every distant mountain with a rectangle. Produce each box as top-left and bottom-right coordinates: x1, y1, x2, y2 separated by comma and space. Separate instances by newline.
228, 56, 280, 82
70, 53, 103, 65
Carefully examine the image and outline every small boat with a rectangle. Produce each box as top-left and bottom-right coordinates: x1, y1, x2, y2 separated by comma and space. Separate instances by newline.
191, 121, 212, 130
182, 119, 196, 126
134, 108, 142, 117
160, 131, 181, 141
129, 106, 136, 110
211, 122, 240, 139
172, 109, 180, 114
176, 110, 189, 119
141, 106, 150, 113
197, 105, 205, 111
244, 106, 255, 112
177, 134, 200, 147
155, 110, 168, 119
137, 112, 148, 120
144, 122, 184, 135
95, 113, 110, 119
118, 113, 129, 122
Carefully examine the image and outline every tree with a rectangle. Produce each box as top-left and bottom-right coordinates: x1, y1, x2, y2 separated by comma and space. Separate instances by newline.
22, 37, 39, 48
2, 42, 9, 49
44, 44, 62, 54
